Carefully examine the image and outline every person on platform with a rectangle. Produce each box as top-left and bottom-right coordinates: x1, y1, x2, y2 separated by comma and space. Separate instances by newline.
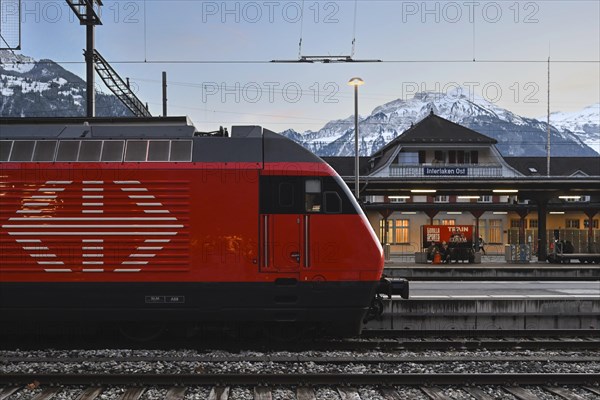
440, 241, 450, 263
478, 236, 486, 255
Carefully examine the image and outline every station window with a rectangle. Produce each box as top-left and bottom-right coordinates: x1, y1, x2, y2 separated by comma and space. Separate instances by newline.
78, 140, 103, 161
0, 141, 12, 161
56, 141, 80, 161
9, 140, 35, 161
566, 219, 580, 229
323, 191, 342, 214
380, 219, 410, 244
434, 219, 456, 226
434, 195, 449, 203
584, 219, 599, 229
529, 219, 538, 228
488, 219, 503, 244
305, 179, 322, 212
170, 140, 192, 161
148, 141, 170, 161
125, 140, 148, 161
32, 141, 57, 162
479, 195, 492, 203
101, 141, 125, 162
510, 219, 521, 228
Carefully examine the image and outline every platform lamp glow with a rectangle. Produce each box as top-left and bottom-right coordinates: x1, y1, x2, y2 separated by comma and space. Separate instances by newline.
348, 77, 364, 199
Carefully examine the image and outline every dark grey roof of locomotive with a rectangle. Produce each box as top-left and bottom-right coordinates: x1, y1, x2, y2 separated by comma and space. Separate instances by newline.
0, 117, 324, 164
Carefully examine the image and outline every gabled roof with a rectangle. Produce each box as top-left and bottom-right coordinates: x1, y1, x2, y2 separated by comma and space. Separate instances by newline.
372, 111, 497, 158
364, 112, 498, 175
504, 157, 600, 177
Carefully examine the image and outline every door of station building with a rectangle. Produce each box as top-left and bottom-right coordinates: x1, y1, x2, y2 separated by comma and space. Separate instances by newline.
261, 214, 303, 273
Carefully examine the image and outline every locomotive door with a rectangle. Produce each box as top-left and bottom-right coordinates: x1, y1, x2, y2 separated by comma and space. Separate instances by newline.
261, 214, 303, 273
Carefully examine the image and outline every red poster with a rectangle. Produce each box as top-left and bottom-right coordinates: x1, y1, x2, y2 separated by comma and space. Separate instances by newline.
422, 225, 474, 248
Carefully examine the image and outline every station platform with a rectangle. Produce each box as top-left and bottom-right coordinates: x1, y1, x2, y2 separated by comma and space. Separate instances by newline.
384, 255, 600, 280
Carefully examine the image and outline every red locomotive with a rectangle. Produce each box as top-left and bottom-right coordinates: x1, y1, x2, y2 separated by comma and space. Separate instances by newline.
0, 117, 405, 337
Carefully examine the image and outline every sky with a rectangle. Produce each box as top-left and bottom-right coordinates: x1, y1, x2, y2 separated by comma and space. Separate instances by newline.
3, 0, 600, 132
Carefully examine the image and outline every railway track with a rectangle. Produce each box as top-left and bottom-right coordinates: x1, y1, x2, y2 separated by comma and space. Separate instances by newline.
1, 376, 600, 400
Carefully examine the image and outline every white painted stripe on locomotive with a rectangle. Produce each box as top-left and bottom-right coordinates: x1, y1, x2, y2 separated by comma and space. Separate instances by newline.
82, 195, 103, 199
83, 181, 103, 184
83, 261, 104, 264
23, 203, 49, 206
121, 188, 148, 192
23, 246, 49, 250
38, 188, 65, 191
82, 210, 103, 213
137, 246, 163, 250
16, 239, 41, 243
31, 195, 57, 199
144, 210, 170, 213
82, 247, 103, 250
44, 269, 72, 272
82, 188, 103, 191
129, 195, 155, 199
17, 210, 42, 213
145, 239, 170, 243
83, 254, 103, 257
29, 254, 57, 257
122, 261, 148, 265
83, 203, 104, 206
114, 269, 141, 272
37, 261, 64, 265
137, 203, 162, 206
83, 269, 104, 272
114, 181, 141, 184
45, 181, 72, 185
82, 239, 104, 242
129, 254, 155, 257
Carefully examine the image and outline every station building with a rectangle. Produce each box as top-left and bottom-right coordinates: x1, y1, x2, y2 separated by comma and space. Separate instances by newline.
324, 112, 600, 261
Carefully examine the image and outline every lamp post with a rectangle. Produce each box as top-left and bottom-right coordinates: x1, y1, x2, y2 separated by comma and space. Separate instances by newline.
348, 77, 364, 200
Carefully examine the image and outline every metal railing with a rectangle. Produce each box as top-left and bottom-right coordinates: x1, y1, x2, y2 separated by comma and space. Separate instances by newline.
389, 163, 503, 178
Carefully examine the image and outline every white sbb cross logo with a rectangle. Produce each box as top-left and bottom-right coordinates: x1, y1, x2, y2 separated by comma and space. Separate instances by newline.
3, 180, 183, 273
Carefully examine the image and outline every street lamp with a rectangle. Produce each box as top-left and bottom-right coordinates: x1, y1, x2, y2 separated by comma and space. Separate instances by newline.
348, 77, 364, 199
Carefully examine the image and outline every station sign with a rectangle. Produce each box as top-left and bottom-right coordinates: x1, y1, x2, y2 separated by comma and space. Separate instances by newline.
423, 167, 468, 176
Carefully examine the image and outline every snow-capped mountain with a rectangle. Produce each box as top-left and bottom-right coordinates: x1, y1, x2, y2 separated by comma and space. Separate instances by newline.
543, 104, 600, 154
0, 50, 131, 117
282, 89, 599, 157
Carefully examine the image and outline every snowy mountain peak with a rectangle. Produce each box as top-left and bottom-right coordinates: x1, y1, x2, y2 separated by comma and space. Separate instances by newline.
282, 90, 599, 157
0, 50, 35, 74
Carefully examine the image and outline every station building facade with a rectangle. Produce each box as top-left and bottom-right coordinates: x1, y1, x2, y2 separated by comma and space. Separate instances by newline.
324, 112, 600, 258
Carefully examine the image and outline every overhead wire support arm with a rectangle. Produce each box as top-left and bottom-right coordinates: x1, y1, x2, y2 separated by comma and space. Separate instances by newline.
93, 50, 152, 117
65, 0, 103, 25
271, 56, 382, 63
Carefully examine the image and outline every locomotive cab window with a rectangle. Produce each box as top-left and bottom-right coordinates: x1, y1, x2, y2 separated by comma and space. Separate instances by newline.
278, 182, 295, 208
305, 179, 322, 213
1, 141, 13, 161
323, 191, 342, 214
32, 141, 57, 162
